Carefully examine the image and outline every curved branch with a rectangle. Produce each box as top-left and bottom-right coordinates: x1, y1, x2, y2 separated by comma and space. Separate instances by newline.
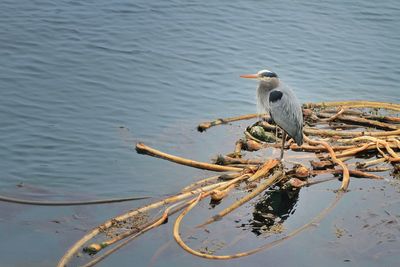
173, 191, 344, 260
57, 182, 227, 267
0, 195, 150, 206
304, 136, 350, 191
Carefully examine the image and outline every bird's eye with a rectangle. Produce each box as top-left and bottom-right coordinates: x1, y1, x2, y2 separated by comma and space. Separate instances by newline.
261, 72, 278, 78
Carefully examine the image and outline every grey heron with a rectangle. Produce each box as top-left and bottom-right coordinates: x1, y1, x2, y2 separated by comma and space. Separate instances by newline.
240, 69, 303, 160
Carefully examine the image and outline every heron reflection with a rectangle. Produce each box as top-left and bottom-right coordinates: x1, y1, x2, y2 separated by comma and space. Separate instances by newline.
241, 187, 300, 236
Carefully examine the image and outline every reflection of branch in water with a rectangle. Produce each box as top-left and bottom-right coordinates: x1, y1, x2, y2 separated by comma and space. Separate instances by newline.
244, 188, 300, 236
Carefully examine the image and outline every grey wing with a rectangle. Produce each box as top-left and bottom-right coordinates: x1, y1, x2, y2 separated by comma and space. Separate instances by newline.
268, 87, 303, 145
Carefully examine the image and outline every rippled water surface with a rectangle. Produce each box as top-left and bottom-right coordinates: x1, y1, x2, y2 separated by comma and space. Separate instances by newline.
1, 1, 400, 266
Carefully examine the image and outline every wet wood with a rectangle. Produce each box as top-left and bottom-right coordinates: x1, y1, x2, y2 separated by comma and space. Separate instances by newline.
312, 169, 382, 179
197, 114, 261, 132
317, 112, 398, 131
136, 142, 242, 172
303, 100, 400, 112
59, 100, 400, 267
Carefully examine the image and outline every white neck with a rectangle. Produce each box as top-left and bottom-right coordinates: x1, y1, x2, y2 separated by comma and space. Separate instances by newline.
256, 79, 279, 114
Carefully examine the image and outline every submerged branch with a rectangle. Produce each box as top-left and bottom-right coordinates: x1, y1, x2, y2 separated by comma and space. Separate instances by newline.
174, 189, 344, 260
57, 182, 227, 267
0, 195, 150, 206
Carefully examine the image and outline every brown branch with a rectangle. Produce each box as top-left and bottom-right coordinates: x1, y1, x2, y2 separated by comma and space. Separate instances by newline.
303, 100, 400, 112
304, 136, 350, 191
355, 157, 387, 168
290, 143, 357, 152
323, 124, 365, 130
59, 100, 400, 266
323, 108, 363, 116
210, 184, 236, 201
197, 114, 261, 132
258, 121, 278, 131
243, 139, 264, 151
335, 137, 400, 158
232, 140, 243, 158
364, 114, 400, 124
388, 138, 400, 149
198, 170, 283, 228
376, 142, 400, 162
336, 136, 397, 144
356, 166, 391, 172
214, 155, 263, 165
319, 108, 346, 122
375, 139, 400, 158
335, 142, 374, 158
83, 204, 173, 256
311, 169, 382, 179
173, 190, 344, 260
57, 182, 228, 267
304, 127, 400, 138
81, 201, 189, 267
317, 112, 398, 131
322, 108, 400, 123
285, 177, 338, 188
136, 143, 242, 172
247, 159, 280, 182
310, 160, 334, 170
181, 175, 224, 193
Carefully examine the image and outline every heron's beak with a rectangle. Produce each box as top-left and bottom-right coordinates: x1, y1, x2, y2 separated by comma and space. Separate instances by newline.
240, 74, 259, 79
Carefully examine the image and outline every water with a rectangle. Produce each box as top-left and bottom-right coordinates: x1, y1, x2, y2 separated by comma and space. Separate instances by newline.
0, 0, 399, 266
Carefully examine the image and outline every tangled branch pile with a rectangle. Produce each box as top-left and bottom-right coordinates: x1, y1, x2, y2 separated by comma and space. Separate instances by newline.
57, 101, 400, 267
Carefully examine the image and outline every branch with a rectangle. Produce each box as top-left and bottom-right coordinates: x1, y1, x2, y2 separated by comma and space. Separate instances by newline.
136, 143, 243, 172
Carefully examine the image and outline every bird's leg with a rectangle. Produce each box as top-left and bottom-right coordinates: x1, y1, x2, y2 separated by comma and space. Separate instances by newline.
280, 131, 287, 161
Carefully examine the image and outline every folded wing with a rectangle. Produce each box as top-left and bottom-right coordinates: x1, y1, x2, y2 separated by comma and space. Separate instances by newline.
268, 88, 303, 146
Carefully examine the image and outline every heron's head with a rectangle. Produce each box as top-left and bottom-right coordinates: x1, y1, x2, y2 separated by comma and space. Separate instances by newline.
240, 69, 278, 81
240, 69, 279, 90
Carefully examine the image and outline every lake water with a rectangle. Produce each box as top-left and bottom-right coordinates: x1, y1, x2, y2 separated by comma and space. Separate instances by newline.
0, 1, 399, 266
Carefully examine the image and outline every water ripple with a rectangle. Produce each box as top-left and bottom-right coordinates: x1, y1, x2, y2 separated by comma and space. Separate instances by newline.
0, 0, 399, 197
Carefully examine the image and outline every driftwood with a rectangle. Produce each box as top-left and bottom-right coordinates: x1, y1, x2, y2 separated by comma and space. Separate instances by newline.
317, 112, 398, 131
136, 142, 243, 172
197, 114, 261, 132
198, 170, 283, 228
57, 100, 400, 267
